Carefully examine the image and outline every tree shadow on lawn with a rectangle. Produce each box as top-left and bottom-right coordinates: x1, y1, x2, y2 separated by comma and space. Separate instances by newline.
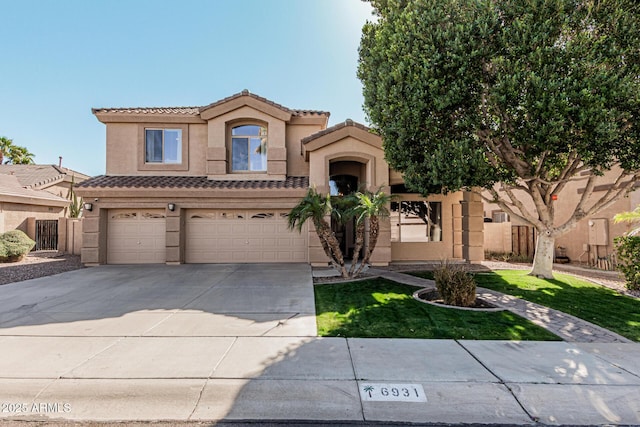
473, 270, 640, 342
314, 278, 561, 341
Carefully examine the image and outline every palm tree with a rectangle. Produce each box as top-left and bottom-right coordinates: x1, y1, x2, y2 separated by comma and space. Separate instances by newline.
0, 136, 35, 164
289, 187, 393, 278
351, 190, 392, 276
614, 205, 640, 236
7, 145, 35, 164
288, 187, 348, 277
0, 136, 13, 164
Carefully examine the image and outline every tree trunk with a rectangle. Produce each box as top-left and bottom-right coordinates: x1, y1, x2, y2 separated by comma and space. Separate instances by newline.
314, 219, 348, 277
355, 216, 380, 276
529, 232, 555, 279
349, 221, 366, 276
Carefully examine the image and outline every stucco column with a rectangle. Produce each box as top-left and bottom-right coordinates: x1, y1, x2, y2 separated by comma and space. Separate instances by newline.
461, 191, 484, 262
81, 207, 106, 266
26, 217, 36, 241
57, 218, 68, 253
369, 215, 391, 266
308, 218, 330, 267
452, 203, 463, 259
165, 205, 183, 265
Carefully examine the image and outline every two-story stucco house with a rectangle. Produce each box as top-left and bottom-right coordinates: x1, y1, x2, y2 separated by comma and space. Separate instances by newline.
76, 90, 484, 266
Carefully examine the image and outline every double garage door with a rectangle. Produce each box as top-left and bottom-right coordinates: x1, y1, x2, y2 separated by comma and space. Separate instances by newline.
107, 209, 307, 264
185, 210, 308, 263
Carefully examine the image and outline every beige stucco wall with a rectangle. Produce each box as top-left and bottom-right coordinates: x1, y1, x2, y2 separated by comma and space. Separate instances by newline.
58, 217, 83, 255
483, 168, 639, 263
0, 202, 65, 234
286, 124, 323, 177
484, 221, 512, 253
308, 136, 389, 192
102, 110, 320, 179
105, 123, 138, 174
105, 123, 208, 176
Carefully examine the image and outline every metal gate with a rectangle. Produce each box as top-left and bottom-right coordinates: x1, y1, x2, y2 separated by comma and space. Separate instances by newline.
35, 220, 58, 251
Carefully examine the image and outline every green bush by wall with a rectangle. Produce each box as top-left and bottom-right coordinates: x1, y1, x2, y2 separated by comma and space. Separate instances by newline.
0, 230, 36, 262
615, 235, 640, 291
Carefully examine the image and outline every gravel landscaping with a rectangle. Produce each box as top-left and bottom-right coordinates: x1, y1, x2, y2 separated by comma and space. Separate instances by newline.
0, 251, 83, 286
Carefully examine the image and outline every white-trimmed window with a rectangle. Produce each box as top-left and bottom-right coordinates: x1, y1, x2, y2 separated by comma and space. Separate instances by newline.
145, 129, 182, 164
231, 125, 267, 172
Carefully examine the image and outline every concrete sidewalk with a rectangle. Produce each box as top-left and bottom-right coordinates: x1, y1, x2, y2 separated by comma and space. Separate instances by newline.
0, 338, 639, 425
0, 265, 639, 425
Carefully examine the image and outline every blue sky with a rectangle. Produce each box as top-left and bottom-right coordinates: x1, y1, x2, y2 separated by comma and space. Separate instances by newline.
0, 0, 374, 176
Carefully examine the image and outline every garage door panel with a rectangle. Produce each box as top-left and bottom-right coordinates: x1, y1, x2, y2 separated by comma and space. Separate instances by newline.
261, 224, 277, 234
186, 210, 307, 263
262, 238, 277, 246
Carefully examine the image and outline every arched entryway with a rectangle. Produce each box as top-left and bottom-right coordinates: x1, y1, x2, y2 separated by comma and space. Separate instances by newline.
329, 160, 366, 259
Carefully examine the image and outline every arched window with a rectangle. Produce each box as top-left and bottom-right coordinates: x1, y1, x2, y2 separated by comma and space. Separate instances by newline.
231, 125, 267, 172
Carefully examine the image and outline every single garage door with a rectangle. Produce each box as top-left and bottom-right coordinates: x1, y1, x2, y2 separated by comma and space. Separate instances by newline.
186, 210, 308, 263
107, 209, 166, 264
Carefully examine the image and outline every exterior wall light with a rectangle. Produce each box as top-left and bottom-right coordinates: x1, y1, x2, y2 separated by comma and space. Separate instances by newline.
83, 202, 93, 212
168, 203, 176, 212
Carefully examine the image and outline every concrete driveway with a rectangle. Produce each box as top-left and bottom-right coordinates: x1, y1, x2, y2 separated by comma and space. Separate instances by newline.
0, 263, 316, 337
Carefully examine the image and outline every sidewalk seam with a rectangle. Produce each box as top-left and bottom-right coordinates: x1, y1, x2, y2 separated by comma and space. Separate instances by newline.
454, 340, 539, 424
58, 336, 126, 379
188, 336, 239, 420
455, 340, 539, 424
345, 338, 367, 422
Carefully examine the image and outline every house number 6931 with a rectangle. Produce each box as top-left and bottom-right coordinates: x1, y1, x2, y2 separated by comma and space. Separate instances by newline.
359, 383, 427, 402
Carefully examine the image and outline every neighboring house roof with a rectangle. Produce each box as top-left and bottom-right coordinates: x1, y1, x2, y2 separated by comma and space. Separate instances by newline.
92, 90, 330, 118
76, 175, 309, 190
0, 174, 69, 207
0, 164, 90, 189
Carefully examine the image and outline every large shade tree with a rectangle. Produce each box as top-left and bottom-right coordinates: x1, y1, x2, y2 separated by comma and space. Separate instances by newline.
358, 0, 640, 278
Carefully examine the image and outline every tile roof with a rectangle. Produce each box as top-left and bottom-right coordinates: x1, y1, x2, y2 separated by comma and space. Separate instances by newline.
92, 107, 201, 115
92, 90, 329, 118
0, 174, 69, 204
76, 175, 310, 190
0, 164, 90, 188
0, 164, 64, 188
301, 119, 374, 144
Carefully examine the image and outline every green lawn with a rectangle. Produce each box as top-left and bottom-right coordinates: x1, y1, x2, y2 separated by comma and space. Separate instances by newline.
314, 278, 560, 340
471, 270, 640, 342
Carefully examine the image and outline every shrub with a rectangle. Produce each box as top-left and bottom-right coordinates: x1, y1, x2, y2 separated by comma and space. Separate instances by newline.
615, 235, 640, 291
433, 261, 477, 307
0, 230, 35, 262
